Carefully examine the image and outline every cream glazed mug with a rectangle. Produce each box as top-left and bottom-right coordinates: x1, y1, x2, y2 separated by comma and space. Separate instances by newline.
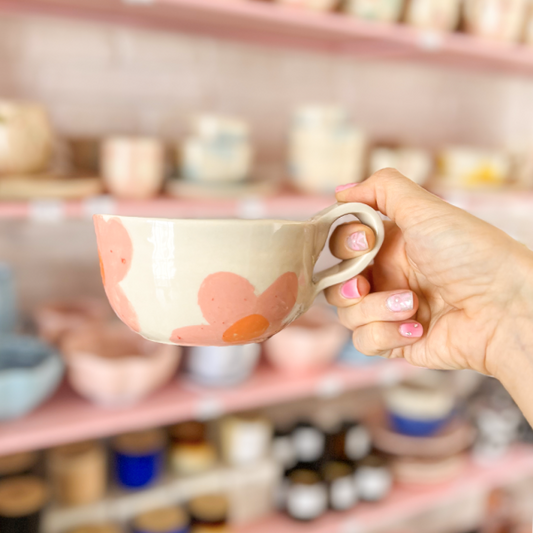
93, 203, 384, 347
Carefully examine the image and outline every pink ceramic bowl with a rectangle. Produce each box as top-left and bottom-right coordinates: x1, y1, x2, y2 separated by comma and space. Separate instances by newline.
61, 323, 181, 407
263, 305, 350, 375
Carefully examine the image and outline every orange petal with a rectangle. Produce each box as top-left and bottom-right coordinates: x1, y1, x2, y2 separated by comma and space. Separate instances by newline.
256, 272, 298, 323
222, 314, 269, 343
98, 252, 106, 286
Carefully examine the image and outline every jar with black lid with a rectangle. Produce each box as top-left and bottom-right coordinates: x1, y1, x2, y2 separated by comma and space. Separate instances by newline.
354, 453, 392, 502
321, 461, 357, 511
291, 421, 325, 469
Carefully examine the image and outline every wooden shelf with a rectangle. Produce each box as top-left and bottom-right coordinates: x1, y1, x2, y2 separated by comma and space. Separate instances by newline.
0, 360, 414, 456
1, 0, 533, 76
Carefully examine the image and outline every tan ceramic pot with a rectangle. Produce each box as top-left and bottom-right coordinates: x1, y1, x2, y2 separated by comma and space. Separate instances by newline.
62, 323, 181, 407
344, 0, 405, 22
404, 0, 462, 31
0, 101, 54, 175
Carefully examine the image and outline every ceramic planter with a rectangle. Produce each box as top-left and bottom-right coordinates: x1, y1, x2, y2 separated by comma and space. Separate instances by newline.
0, 101, 54, 176
61, 323, 181, 408
369, 147, 433, 186
263, 305, 350, 375
344, 0, 405, 22
0, 335, 63, 420
101, 136, 165, 199
404, 0, 462, 31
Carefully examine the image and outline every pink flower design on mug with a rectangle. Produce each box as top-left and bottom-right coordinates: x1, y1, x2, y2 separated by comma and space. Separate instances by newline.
93, 215, 140, 332
170, 271, 298, 345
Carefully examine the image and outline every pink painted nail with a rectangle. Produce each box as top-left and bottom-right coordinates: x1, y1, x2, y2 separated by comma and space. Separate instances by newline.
399, 322, 423, 338
341, 278, 360, 299
387, 292, 414, 312
335, 183, 358, 193
347, 231, 368, 252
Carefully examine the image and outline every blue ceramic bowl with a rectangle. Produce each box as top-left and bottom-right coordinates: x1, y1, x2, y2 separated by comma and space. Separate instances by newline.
388, 412, 451, 437
0, 335, 64, 420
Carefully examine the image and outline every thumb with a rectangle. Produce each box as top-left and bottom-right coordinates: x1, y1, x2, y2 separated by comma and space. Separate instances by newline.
336, 168, 449, 231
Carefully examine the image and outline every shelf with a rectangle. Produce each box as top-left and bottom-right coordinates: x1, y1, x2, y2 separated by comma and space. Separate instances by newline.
0, 360, 414, 456
236, 445, 533, 533
1, 0, 533, 76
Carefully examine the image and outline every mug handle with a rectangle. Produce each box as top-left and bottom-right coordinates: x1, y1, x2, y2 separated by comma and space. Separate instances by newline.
309, 202, 385, 296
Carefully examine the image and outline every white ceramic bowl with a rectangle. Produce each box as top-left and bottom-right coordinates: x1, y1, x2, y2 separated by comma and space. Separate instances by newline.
62, 323, 181, 407
0, 335, 64, 420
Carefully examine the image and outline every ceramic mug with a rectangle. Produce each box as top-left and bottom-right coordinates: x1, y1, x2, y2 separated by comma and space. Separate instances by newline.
94, 203, 384, 347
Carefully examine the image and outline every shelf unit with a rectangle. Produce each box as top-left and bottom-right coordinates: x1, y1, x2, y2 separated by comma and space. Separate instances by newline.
0, 360, 414, 456
1, 0, 533, 76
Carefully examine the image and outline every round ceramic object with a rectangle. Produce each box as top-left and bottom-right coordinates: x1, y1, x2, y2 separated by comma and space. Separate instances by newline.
354, 454, 392, 502
0, 102, 53, 175
0, 335, 63, 420
35, 299, 110, 345
263, 305, 350, 375
62, 323, 181, 408
132, 506, 189, 533
68, 525, 121, 533
391, 453, 467, 485
101, 137, 165, 199
189, 494, 229, 527
0, 452, 39, 479
285, 469, 328, 521
369, 147, 433, 186
344, 0, 405, 22
404, 0, 462, 31
184, 343, 260, 387
321, 461, 357, 511
0, 177, 103, 200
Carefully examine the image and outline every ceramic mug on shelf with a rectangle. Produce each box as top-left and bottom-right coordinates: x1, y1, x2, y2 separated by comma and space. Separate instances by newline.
93, 202, 384, 347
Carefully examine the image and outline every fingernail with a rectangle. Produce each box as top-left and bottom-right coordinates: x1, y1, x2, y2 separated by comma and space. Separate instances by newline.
335, 183, 358, 193
387, 292, 414, 312
399, 322, 423, 338
347, 231, 368, 252
341, 278, 360, 299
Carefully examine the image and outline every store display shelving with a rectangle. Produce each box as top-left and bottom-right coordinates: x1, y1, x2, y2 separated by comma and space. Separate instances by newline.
1, 0, 533, 76
0, 360, 414, 456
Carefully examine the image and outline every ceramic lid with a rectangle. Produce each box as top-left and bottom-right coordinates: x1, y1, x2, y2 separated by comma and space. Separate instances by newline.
170, 421, 206, 444
0, 476, 48, 517
0, 451, 38, 476
133, 506, 188, 532
113, 429, 165, 455
48, 441, 102, 467
189, 494, 228, 523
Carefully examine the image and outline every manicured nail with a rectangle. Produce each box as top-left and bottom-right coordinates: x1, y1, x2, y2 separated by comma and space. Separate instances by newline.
347, 231, 368, 252
335, 183, 358, 193
341, 278, 360, 299
387, 292, 414, 312
399, 322, 423, 338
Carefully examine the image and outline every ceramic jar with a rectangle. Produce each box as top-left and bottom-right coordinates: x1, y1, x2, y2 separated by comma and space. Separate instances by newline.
292, 422, 326, 466
0, 452, 39, 480
321, 461, 357, 511
275, 0, 338, 11
327, 420, 372, 462
463, 0, 529, 42
47, 441, 107, 506
220, 414, 273, 467
289, 106, 367, 194
61, 323, 181, 408
181, 115, 252, 185
285, 469, 328, 521
132, 507, 190, 533
404, 0, 462, 31
35, 299, 110, 346
0, 101, 54, 176
263, 306, 349, 375
189, 494, 230, 533
184, 344, 260, 387
68, 525, 122, 533
391, 453, 467, 485
344, 0, 405, 22
354, 454, 392, 502
101, 136, 165, 199
0, 335, 63, 420
0, 263, 16, 335
369, 146, 433, 186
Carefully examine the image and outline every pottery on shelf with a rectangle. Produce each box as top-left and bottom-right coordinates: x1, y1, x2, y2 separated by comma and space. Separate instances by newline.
354, 453, 392, 502
0, 177, 103, 200
61, 323, 181, 407
404, 0, 462, 31
0, 101, 54, 176
275, 0, 338, 11
132, 507, 189, 533
369, 146, 433, 186
263, 305, 350, 375
101, 136, 165, 199
0, 335, 63, 421
391, 453, 467, 485
35, 299, 110, 346
344, 0, 405, 22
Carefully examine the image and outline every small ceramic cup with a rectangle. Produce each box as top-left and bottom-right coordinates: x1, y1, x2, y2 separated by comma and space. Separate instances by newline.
61, 323, 181, 408
263, 305, 349, 375
0, 335, 63, 420
404, 0, 462, 31
94, 202, 384, 347
101, 136, 165, 199
344, 0, 405, 22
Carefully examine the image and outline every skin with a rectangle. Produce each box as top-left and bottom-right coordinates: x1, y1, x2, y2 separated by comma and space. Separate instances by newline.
326, 168, 533, 425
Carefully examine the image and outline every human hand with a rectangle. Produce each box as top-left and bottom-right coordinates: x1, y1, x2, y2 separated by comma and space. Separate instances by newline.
326, 168, 533, 382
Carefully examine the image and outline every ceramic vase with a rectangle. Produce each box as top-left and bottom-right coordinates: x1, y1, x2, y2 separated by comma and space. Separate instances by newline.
369, 146, 433, 186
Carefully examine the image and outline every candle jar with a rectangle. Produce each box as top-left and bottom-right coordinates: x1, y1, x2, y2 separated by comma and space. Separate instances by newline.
169, 421, 217, 476
285, 469, 328, 521
321, 461, 357, 511
463, 0, 529, 42
291, 422, 326, 468
189, 494, 230, 533
404, 0, 462, 31
0, 451, 39, 480
344, 0, 405, 22
354, 454, 392, 502
0, 476, 48, 533
220, 414, 273, 467
327, 420, 372, 462
132, 507, 190, 533
101, 136, 165, 199
47, 441, 107, 506
112, 429, 165, 489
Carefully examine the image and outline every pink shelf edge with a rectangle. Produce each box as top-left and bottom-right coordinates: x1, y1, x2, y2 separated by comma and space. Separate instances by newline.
236, 445, 533, 533
0, 360, 415, 456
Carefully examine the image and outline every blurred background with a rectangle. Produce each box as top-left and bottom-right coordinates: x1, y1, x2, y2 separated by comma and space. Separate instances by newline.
1, 1, 533, 532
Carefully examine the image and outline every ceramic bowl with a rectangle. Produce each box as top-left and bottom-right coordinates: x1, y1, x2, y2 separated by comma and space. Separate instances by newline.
61, 323, 181, 407
391, 453, 467, 486
263, 305, 350, 375
35, 299, 110, 345
0, 335, 64, 420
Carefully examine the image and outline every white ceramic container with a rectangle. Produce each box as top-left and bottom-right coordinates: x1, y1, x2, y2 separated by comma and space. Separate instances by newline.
404, 0, 462, 31
344, 0, 405, 22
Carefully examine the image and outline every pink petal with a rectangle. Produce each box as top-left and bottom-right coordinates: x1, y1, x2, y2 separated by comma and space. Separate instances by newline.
257, 272, 298, 324
105, 284, 140, 333
170, 324, 225, 346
